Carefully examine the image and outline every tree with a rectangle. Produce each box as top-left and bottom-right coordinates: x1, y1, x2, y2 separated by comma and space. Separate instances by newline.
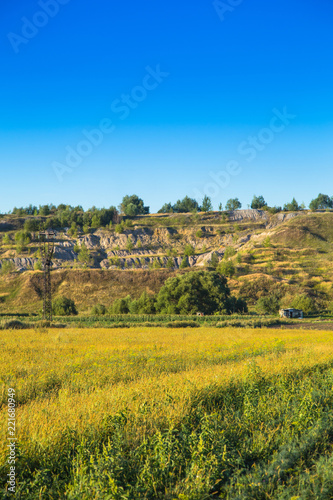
184, 244, 195, 257
251, 195, 266, 209
110, 295, 132, 314
201, 195, 213, 212
226, 296, 248, 314
0, 260, 15, 275
217, 260, 235, 278
291, 294, 316, 315
225, 198, 242, 211
158, 202, 174, 214
2, 234, 10, 245
14, 230, 31, 252
39, 205, 51, 216
130, 291, 156, 314
166, 257, 174, 269
256, 293, 281, 314
24, 219, 39, 232
218, 202, 223, 212
309, 193, 333, 211
209, 252, 219, 269
180, 256, 189, 268
223, 246, 236, 259
52, 296, 78, 316
283, 198, 300, 212
78, 242, 93, 265
172, 196, 200, 213
155, 271, 233, 315
120, 195, 149, 216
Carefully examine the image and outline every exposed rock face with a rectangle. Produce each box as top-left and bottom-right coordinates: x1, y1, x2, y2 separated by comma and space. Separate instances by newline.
196, 251, 224, 267
53, 247, 77, 260
0, 258, 37, 272
1, 209, 306, 272
228, 209, 268, 221
266, 212, 301, 229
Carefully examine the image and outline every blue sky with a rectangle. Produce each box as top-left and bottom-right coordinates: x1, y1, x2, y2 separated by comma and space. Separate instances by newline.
1, 0, 333, 213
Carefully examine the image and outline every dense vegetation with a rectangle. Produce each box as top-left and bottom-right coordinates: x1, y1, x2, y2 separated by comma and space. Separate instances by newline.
3, 191, 333, 223
2, 326, 333, 498
110, 271, 247, 315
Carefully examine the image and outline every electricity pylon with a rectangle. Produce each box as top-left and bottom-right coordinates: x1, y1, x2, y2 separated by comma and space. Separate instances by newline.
39, 231, 55, 321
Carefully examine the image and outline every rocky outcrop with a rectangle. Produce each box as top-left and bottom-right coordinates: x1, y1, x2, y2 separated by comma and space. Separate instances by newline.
266, 212, 302, 229
228, 209, 268, 222
0, 258, 37, 272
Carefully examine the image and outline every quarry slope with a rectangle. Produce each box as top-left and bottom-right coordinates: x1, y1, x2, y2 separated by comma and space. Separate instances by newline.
0, 210, 332, 312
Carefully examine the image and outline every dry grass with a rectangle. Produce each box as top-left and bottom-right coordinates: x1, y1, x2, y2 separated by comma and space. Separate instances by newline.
1, 326, 333, 464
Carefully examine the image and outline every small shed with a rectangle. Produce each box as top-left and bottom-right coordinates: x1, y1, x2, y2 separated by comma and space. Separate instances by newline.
279, 308, 303, 319
196, 312, 204, 317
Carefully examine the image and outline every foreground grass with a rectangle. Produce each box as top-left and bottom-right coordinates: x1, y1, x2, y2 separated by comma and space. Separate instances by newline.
1, 327, 333, 498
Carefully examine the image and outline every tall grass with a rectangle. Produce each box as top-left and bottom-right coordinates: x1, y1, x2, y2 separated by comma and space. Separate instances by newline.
1, 327, 333, 498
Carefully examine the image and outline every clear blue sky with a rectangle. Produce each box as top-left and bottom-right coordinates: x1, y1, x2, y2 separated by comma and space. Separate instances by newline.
1, 0, 333, 213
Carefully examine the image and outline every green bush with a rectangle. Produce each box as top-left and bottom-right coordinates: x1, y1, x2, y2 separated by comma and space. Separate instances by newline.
180, 256, 189, 268
90, 304, 106, 316
14, 230, 31, 251
217, 260, 235, 278
292, 294, 316, 315
0, 260, 15, 275
224, 246, 236, 259
256, 293, 281, 315
184, 244, 195, 257
110, 295, 132, 314
34, 260, 43, 271
52, 297, 78, 316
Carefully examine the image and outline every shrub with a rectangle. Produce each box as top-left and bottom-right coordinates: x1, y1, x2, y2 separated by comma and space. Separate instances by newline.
263, 236, 271, 248
256, 293, 281, 314
217, 260, 235, 278
2, 234, 10, 245
34, 260, 43, 271
90, 304, 106, 316
115, 222, 124, 234
78, 242, 93, 265
52, 297, 78, 316
283, 197, 301, 211
195, 230, 203, 238
166, 257, 174, 269
184, 244, 195, 257
209, 252, 219, 269
110, 295, 132, 314
180, 256, 189, 268
129, 291, 156, 314
15, 230, 31, 251
0, 260, 15, 275
224, 246, 236, 259
291, 294, 316, 315
126, 237, 134, 251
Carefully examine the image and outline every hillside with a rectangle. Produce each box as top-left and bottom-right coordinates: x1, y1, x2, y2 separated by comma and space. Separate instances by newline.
1, 209, 333, 313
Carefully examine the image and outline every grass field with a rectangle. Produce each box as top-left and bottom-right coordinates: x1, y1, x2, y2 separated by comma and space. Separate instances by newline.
1, 326, 333, 498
